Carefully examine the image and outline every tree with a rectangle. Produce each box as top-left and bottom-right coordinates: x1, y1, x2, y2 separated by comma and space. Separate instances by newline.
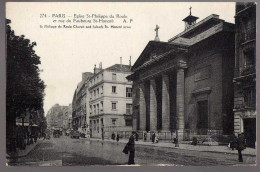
6, 19, 45, 152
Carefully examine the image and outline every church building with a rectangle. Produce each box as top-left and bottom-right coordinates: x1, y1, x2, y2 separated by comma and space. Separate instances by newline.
127, 10, 235, 141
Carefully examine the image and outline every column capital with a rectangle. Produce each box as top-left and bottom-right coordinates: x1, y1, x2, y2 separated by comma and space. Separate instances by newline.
177, 59, 187, 69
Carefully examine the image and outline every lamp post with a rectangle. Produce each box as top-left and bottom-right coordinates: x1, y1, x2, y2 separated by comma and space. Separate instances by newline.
175, 116, 179, 147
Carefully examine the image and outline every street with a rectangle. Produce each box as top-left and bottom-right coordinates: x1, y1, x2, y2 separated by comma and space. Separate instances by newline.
8, 135, 256, 166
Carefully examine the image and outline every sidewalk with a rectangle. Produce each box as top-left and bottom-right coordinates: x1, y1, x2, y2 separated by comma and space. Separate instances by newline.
6, 139, 43, 159
88, 138, 256, 156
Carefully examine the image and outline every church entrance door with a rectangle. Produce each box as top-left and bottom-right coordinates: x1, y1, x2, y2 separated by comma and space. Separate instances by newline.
197, 100, 208, 135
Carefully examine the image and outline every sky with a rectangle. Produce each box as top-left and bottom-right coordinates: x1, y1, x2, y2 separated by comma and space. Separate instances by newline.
6, 2, 235, 115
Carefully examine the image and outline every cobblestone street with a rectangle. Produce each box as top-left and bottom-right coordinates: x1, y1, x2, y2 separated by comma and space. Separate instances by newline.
7, 136, 256, 166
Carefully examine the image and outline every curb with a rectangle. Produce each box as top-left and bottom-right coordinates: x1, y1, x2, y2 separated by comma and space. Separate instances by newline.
88, 138, 256, 157
6, 140, 41, 159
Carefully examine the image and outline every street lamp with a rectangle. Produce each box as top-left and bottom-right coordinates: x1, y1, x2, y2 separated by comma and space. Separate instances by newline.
175, 116, 179, 147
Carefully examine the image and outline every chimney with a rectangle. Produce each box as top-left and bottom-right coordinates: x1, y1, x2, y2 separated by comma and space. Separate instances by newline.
94, 63, 102, 74
129, 56, 132, 67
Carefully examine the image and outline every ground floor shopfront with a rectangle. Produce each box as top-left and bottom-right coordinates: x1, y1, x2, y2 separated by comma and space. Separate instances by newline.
89, 114, 132, 139
234, 109, 256, 148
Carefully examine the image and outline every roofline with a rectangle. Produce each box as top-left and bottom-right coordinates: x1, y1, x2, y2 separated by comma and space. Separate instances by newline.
235, 3, 256, 18
168, 14, 225, 42
131, 41, 188, 70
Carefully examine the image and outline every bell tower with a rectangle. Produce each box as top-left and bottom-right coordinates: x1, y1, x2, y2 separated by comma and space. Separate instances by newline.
182, 7, 199, 30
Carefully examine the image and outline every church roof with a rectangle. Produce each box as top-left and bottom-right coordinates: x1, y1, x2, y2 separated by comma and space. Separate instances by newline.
169, 14, 225, 42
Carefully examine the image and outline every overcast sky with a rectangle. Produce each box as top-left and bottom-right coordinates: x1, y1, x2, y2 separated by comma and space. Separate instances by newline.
6, 2, 235, 115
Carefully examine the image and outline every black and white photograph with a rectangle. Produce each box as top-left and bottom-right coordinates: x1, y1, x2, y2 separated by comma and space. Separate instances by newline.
5, 2, 256, 166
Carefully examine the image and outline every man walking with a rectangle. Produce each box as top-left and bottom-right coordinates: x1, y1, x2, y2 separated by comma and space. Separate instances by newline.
236, 133, 246, 162
116, 133, 120, 142
128, 131, 136, 165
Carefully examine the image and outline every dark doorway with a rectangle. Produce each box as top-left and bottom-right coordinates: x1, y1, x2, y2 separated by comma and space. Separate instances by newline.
243, 118, 256, 148
197, 100, 208, 135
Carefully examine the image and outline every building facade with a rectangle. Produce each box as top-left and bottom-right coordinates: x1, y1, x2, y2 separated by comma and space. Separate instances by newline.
128, 13, 235, 141
63, 104, 72, 130
89, 62, 133, 138
72, 72, 93, 136
233, 2, 256, 147
46, 104, 68, 130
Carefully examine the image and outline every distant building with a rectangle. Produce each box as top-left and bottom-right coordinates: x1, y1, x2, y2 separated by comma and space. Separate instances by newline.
128, 12, 235, 141
233, 2, 256, 147
63, 104, 72, 130
72, 72, 93, 136
89, 61, 133, 138
46, 104, 68, 129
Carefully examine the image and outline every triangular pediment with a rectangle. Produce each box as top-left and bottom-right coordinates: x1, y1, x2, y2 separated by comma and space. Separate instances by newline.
131, 41, 188, 71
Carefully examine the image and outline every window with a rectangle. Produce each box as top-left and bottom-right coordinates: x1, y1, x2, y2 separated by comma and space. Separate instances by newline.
112, 119, 117, 125
94, 90, 96, 98
244, 86, 256, 108
101, 101, 103, 111
94, 105, 96, 115
112, 73, 116, 81
126, 87, 132, 97
101, 86, 103, 94
241, 49, 255, 75
112, 102, 117, 110
97, 88, 99, 97
97, 104, 99, 114
126, 104, 133, 114
125, 119, 132, 126
112, 86, 117, 93
97, 119, 99, 133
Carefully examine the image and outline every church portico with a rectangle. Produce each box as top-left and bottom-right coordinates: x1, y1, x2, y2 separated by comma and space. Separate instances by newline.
131, 60, 187, 140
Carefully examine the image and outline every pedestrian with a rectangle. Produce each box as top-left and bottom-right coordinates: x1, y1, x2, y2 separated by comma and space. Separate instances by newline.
127, 131, 136, 165
229, 133, 237, 150
191, 137, 197, 145
152, 132, 155, 143
112, 132, 115, 140
43, 132, 46, 140
116, 133, 120, 142
144, 132, 147, 142
155, 133, 159, 143
135, 132, 139, 141
236, 133, 246, 162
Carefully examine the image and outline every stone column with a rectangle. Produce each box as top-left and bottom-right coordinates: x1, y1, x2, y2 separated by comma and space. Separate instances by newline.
139, 83, 146, 131
150, 79, 157, 131
176, 68, 185, 140
162, 74, 170, 131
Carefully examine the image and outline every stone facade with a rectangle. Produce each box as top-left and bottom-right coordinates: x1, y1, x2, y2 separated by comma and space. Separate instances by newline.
233, 2, 256, 148
63, 104, 72, 130
128, 13, 235, 141
72, 72, 93, 136
89, 63, 133, 138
